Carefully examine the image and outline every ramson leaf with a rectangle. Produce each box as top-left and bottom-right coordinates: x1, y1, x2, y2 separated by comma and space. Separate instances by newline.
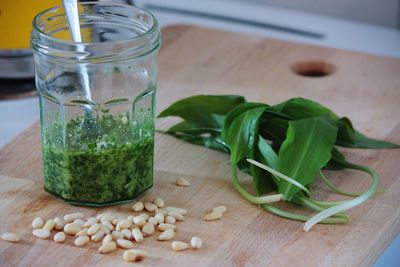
277, 117, 338, 200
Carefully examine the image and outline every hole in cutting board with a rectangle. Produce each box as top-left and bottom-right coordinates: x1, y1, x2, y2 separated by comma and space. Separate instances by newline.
291, 61, 335, 77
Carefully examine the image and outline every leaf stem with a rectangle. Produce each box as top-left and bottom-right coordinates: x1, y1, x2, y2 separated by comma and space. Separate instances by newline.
231, 164, 283, 204
247, 158, 311, 196
296, 196, 350, 220
263, 205, 350, 224
319, 170, 363, 197
304, 164, 379, 231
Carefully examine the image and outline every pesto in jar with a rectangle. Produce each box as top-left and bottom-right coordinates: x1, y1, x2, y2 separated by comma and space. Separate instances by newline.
42, 113, 153, 205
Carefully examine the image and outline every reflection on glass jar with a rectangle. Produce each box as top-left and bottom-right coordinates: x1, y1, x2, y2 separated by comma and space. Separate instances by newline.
31, 3, 161, 206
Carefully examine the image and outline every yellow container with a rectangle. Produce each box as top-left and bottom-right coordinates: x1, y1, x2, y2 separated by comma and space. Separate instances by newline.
0, 0, 59, 49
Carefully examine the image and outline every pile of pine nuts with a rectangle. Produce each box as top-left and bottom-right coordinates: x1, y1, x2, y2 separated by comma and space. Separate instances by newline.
0, 197, 229, 263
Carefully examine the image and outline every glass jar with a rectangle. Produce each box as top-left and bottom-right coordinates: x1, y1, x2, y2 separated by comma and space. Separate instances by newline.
31, 3, 161, 206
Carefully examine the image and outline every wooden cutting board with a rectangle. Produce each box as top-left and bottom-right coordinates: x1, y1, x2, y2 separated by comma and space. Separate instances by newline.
1, 25, 400, 267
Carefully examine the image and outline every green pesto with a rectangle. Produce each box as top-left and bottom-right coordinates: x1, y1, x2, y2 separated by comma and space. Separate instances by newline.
42, 113, 153, 206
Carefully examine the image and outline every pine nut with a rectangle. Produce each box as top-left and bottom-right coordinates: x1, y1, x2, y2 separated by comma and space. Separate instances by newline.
166, 207, 187, 215
73, 219, 86, 228
83, 217, 98, 228
117, 239, 133, 249
33, 229, 50, 239
154, 214, 164, 224
213, 205, 228, 214
64, 213, 84, 223
191, 237, 203, 249
118, 219, 132, 229
144, 202, 157, 212
155, 208, 168, 216
111, 230, 124, 240
102, 234, 113, 245
112, 218, 121, 226
100, 214, 114, 223
101, 221, 114, 231
129, 224, 140, 231
74, 236, 90, 247
133, 216, 147, 227
101, 225, 111, 235
132, 228, 143, 243
96, 213, 106, 220
154, 198, 164, 208
76, 228, 88, 237
121, 229, 132, 240
165, 216, 176, 224
91, 230, 105, 242
132, 201, 144, 212
123, 249, 147, 262
87, 224, 101, 236
141, 223, 155, 237
168, 212, 184, 221
157, 229, 175, 241
176, 177, 190, 186
42, 219, 55, 231
64, 223, 82, 235
172, 241, 189, 251
148, 217, 158, 226
98, 241, 116, 254
53, 217, 65, 231
1, 233, 20, 243
203, 211, 222, 221
54, 232, 66, 243
32, 217, 44, 229
158, 223, 176, 232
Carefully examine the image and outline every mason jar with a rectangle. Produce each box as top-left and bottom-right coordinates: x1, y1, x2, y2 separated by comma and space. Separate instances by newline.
31, 3, 161, 206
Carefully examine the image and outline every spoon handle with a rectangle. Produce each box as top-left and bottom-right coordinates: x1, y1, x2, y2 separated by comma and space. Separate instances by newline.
62, 0, 82, 42
62, 0, 93, 113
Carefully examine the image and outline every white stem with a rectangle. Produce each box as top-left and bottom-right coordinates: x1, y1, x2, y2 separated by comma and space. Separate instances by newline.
247, 158, 311, 195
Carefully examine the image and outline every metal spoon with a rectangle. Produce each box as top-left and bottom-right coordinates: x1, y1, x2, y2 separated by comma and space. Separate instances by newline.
62, 0, 93, 111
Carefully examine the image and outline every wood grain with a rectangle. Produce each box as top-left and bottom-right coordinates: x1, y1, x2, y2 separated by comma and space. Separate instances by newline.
1, 25, 400, 266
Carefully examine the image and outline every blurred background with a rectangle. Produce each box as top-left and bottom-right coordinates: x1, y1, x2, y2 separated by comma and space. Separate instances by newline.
0, 1, 399, 265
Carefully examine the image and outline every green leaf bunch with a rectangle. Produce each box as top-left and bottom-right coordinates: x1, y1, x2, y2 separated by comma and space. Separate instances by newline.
158, 95, 399, 231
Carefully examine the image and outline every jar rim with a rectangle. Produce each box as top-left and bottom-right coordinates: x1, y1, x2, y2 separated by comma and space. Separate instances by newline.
32, 2, 159, 47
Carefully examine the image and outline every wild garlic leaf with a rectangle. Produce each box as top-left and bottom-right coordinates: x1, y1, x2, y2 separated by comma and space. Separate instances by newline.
335, 117, 400, 148
69, 99, 97, 106
224, 102, 268, 131
158, 95, 245, 128
103, 98, 129, 105
222, 106, 266, 165
167, 121, 221, 135
277, 117, 338, 200
272, 97, 399, 149
165, 132, 228, 152
272, 97, 339, 121
257, 136, 279, 170
249, 137, 279, 195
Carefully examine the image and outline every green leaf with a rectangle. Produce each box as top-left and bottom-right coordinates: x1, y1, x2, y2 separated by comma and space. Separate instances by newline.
325, 148, 347, 170
222, 106, 266, 164
224, 102, 268, 132
277, 117, 338, 200
272, 97, 339, 121
336, 117, 399, 148
103, 98, 129, 105
222, 106, 283, 204
69, 99, 97, 106
271, 98, 399, 149
164, 132, 228, 152
158, 95, 245, 128
250, 140, 277, 195
167, 121, 221, 135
